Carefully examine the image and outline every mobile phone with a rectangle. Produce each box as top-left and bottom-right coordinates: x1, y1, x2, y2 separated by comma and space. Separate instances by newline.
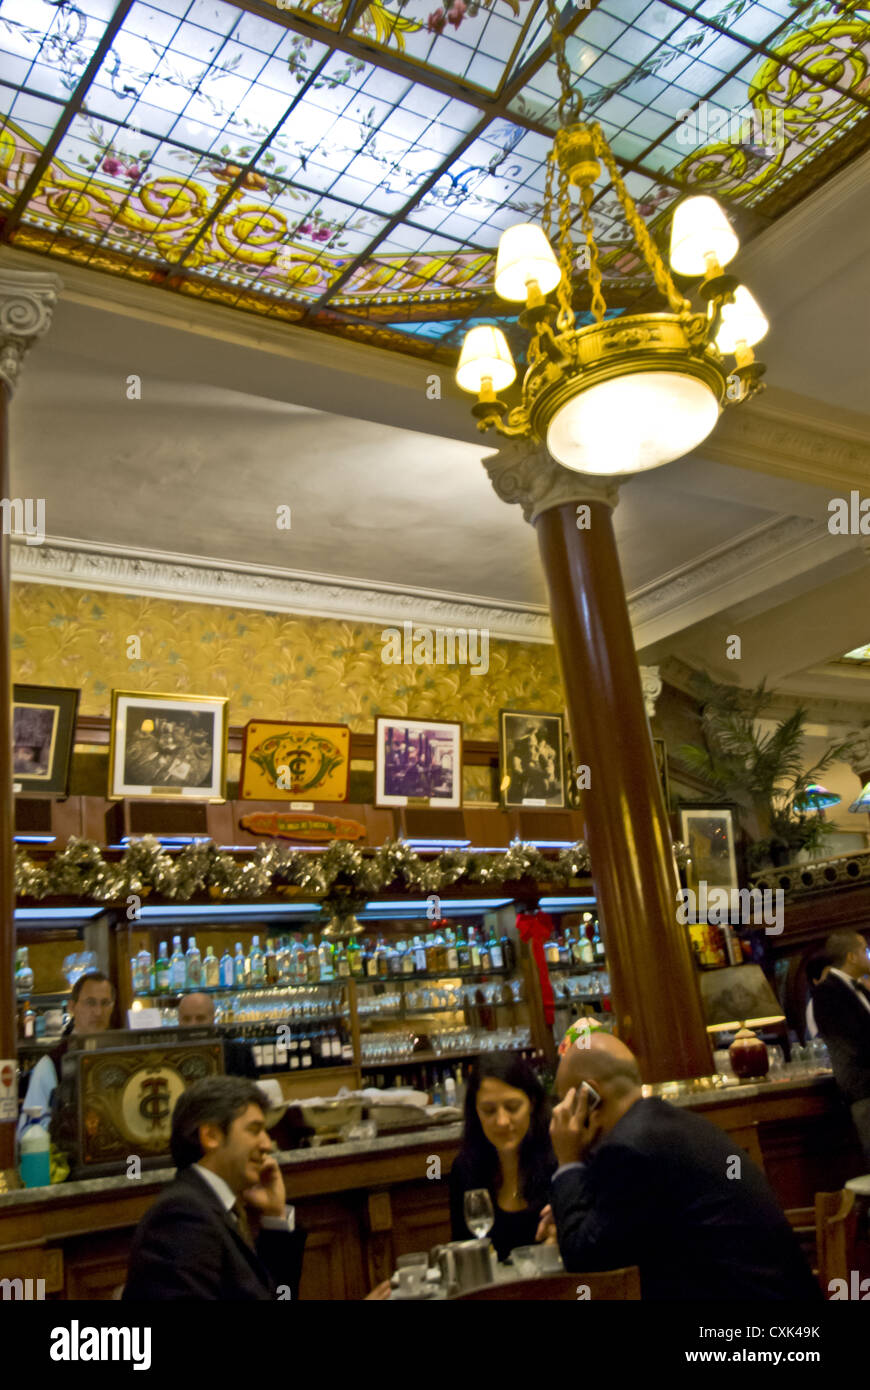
575, 1081, 602, 1116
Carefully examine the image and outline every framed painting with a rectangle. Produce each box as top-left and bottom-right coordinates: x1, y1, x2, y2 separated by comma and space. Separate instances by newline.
678, 804, 740, 897
375, 717, 462, 809
240, 721, 350, 802
109, 692, 228, 802
12, 684, 80, 795
499, 709, 566, 810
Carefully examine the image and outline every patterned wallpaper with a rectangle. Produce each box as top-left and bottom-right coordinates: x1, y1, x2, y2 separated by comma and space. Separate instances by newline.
11, 583, 565, 739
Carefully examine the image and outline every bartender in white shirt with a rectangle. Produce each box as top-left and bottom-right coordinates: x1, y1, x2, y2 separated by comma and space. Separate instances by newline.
17, 972, 115, 1139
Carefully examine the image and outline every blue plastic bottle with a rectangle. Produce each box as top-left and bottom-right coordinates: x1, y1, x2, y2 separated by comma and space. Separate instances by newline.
19, 1109, 51, 1188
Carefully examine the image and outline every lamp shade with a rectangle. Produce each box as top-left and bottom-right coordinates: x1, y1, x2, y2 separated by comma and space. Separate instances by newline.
494, 223, 561, 302
715, 286, 769, 354
793, 782, 841, 812
455, 325, 516, 394
546, 370, 720, 476
669, 195, 739, 277
699, 963, 785, 1032
849, 781, 870, 813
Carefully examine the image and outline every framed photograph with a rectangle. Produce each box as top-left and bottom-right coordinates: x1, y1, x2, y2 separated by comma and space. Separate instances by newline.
499, 710, 566, 809
109, 692, 228, 802
12, 684, 80, 795
240, 721, 350, 802
678, 805, 740, 897
375, 717, 462, 809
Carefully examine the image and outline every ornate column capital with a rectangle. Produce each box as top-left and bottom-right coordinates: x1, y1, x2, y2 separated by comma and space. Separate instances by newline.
640, 665, 663, 720
482, 439, 620, 525
843, 726, 870, 781
0, 269, 64, 394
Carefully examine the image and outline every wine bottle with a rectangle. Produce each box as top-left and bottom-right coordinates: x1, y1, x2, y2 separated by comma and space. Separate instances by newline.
185, 937, 203, 989
488, 926, 504, 970
456, 923, 471, 970
219, 945, 233, 988
444, 928, 459, 972
156, 942, 171, 994
249, 936, 266, 987
203, 945, 219, 988
233, 941, 246, 987
169, 936, 186, 991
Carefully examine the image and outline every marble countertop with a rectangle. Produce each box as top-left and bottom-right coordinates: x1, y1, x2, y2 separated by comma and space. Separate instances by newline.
1, 1072, 834, 1208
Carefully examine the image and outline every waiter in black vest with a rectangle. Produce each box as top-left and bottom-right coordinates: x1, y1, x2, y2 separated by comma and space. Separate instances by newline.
812, 929, 870, 1165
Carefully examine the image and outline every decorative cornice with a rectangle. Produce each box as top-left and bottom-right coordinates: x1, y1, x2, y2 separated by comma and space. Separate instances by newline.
701, 395, 870, 491
10, 537, 555, 644
0, 268, 63, 392
481, 441, 620, 524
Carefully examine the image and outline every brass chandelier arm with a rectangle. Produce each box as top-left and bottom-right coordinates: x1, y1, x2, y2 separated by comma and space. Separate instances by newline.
591, 125, 692, 317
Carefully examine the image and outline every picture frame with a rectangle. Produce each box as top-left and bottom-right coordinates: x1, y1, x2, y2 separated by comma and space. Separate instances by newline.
108, 691, 228, 802
678, 804, 740, 897
240, 721, 350, 802
375, 717, 462, 809
12, 684, 80, 796
499, 709, 566, 810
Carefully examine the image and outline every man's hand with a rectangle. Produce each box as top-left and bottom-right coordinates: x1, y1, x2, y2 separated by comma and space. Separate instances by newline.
243, 1155, 287, 1220
535, 1203, 558, 1246
364, 1280, 393, 1300
550, 1085, 601, 1166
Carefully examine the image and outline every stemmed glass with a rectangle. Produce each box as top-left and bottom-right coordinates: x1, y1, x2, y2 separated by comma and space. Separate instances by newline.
464, 1188, 495, 1240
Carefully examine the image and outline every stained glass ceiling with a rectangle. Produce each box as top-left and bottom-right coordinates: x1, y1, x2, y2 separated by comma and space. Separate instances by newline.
1, 0, 869, 364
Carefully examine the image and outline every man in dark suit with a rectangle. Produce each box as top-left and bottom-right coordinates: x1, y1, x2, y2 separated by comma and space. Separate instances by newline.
123, 1076, 305, 1301
812, 928, 870, 1165
541, 1033, 820, 1300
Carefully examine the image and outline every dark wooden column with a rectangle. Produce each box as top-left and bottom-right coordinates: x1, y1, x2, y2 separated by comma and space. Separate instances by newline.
484, 444, 712, 1082
0, 270, 63, 1173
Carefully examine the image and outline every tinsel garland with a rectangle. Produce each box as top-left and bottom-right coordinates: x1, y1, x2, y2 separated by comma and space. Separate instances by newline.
14, 836, 690, 911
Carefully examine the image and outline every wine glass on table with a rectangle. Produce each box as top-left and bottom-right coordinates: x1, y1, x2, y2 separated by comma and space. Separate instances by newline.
464, 1188, 495, 1240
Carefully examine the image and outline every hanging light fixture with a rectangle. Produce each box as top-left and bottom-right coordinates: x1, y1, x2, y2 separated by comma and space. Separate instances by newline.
456, 0, 768, 477
848, 783, 870, 814
793, 783, 841, 812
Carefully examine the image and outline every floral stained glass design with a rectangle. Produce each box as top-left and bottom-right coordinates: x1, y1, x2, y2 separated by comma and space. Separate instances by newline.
0, 0, 869, 360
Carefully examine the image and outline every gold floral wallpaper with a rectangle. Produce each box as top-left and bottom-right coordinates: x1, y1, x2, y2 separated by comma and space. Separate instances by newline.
11, 583, 565, 739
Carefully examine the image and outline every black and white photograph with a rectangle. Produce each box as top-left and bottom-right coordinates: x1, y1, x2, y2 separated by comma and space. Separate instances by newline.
12, 685, 80, 795
109, 692, 228, 802
499, 710, 566, 809
375, 717, 462, 808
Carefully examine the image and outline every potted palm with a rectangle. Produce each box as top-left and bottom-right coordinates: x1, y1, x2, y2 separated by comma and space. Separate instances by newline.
676, 677, 851, 873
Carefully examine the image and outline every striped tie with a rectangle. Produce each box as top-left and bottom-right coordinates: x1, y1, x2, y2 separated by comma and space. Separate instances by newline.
231, 1202, 256, 1251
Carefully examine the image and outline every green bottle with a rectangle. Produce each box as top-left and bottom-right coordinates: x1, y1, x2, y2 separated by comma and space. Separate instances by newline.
155, 942, 170, 994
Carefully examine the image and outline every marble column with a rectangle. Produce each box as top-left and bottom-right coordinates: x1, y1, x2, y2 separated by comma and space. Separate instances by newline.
0, 269, 63, 1173
484, 441, 712, 1082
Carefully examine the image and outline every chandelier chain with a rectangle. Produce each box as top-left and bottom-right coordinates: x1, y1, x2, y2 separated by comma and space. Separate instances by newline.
547, 0, 580, 124
578, 185, 607, 324
542, 149, 555, 245
591, 125, 690, 315
555, 161, 576, 332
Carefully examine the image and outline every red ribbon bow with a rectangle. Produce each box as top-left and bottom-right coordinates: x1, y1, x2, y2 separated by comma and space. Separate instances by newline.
516, 909, 555, 1025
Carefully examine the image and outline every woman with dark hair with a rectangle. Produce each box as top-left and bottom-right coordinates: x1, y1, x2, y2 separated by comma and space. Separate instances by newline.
448, 1053, 556, 1262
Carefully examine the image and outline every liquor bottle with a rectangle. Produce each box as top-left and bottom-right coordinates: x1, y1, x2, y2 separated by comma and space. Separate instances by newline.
233, 942, 246, 988
413, 935, 427, 973
571, 927, 585, 968
185, 937, 203, 989
335, 941, 350, 979
249, 936, 266, 987
135, 946, 153, 993
156, 942, 171, 994
593, 919, 606, 960
365, 937, 379, 979
375, 936, 389, 980
169, 936, 186, 991
544, 927, 561, 966
306, 935, 321, 984
288, 935, 304, 985
488, 926, 504, 971
264, 939, 279, 987
558, 928, 572, 966
300, 1028, 313, 1068
580, 915, 595, 964
456, 923, 471, 970
468, 926, 481, 970
288, 1030, 300, 1070
401, 939, 414, 975
276, 937, 290, 986
318, 938, 335, 982
203, 945, 219, 988
22, 1003, 36, 1038
388, 939, 403, 976
348, 936, 363, 978
15, 947, 34, 998
479, 933, 491, 971
500, 930, 515, 974
444, 928, 459, 972
219, 946, 234, 988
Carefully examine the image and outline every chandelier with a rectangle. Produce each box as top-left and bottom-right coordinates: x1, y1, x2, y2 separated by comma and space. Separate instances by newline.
455, 0, 769, 478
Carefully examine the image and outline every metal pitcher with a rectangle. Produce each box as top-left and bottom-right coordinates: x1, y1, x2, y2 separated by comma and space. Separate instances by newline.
432, 1239, 493, 1295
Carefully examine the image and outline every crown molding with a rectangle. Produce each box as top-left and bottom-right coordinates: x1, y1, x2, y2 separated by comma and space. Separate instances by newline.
699, 390, 870, 492
10, 537, 555, 644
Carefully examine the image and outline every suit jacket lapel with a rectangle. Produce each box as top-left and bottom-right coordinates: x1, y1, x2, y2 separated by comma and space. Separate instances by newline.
180, 1167, 274, 1292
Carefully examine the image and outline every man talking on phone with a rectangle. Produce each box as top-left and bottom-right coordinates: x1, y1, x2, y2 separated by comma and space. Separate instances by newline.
124, 1076, 305, 1300
539, 1032, 819, 1300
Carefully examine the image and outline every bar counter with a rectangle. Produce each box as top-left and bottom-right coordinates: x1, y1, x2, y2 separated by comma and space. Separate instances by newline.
1, 1074, 863, 1300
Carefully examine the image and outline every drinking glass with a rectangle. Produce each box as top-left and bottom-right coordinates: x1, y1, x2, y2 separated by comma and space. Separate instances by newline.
463, 1189, 494, 1240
